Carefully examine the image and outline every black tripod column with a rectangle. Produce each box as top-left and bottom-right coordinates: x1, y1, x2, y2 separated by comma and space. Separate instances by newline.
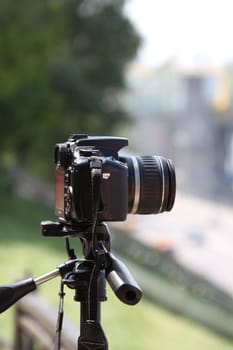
68, 261, 108, 350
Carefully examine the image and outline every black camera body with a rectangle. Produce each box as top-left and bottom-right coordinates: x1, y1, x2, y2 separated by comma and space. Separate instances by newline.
55, 134, 129, 223
54, 134, 176, 225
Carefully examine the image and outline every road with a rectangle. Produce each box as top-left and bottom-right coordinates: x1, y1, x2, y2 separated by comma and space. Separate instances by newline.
115, 192, 233, 297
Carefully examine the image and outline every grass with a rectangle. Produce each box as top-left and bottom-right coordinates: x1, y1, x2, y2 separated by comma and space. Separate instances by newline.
0, 193, 233, 350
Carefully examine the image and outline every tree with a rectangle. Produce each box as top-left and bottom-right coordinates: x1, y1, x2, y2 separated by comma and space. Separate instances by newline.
0, 0, 140, 177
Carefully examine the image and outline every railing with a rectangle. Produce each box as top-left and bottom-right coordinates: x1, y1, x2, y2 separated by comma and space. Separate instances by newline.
14, 293, 79, 350
0, 338, 13, 350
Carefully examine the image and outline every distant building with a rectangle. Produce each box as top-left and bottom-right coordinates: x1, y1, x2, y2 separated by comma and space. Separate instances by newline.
123, 60, 233, 203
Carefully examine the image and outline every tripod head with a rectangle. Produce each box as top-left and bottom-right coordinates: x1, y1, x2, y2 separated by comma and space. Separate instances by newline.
41, 221, 142, 306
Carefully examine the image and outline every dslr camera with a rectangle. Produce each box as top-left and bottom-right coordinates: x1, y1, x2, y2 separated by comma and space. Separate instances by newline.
54, 134, 176, 225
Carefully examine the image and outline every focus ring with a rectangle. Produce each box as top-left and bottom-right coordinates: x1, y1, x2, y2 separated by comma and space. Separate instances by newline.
137, 156, 163, 214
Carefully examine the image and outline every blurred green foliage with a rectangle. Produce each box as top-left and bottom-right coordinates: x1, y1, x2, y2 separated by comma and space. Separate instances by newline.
0, 0, 140, 177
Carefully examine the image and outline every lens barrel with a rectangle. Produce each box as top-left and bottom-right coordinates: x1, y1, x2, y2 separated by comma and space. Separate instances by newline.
121, 156, 176, 214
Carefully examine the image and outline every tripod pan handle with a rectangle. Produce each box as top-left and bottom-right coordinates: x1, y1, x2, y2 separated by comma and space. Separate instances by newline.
0, 278, 36, 313
106, 253, 142, 305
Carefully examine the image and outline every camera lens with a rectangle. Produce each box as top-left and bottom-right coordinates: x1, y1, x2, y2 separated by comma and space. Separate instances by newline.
121, 156, 176, 214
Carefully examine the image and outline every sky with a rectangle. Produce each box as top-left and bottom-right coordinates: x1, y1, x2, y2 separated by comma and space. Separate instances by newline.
124, 0, 233, 69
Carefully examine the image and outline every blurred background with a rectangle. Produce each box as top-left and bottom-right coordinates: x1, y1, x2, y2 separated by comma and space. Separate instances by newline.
0, 0, 233, 349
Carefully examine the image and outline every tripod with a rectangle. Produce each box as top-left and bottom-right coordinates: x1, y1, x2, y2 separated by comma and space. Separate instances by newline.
0, 221, 142, 349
